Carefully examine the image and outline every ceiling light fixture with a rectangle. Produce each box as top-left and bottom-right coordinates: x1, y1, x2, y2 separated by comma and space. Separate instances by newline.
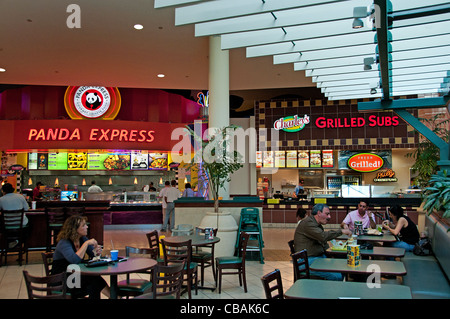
134, 24, 144, 30
0, 68, 6, 72
157, 74, 165, 78
352, 6, 369, 29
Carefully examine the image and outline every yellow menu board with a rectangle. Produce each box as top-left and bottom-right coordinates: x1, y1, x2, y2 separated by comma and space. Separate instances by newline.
286, 151, 297, 167
263, 151, 274, 167
274, 151, 286, 168
298, 150, 309, 168
68, 152, 87, 170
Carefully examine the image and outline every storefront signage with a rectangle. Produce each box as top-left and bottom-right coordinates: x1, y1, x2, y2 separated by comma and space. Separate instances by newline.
373, 169, 398, 182
64, 86, 121, 120
315, 115, 399, 128
348, 153, 384, 172
273, 114, 310, 132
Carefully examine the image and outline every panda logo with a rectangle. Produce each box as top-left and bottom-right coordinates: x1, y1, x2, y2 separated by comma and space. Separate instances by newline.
84, 92, 102, 110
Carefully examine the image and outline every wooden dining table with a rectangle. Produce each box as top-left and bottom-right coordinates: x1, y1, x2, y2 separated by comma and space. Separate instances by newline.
77, 257, 157, 299
161, 234, 221, 291
326, 246, 406, 258
284, 279, 412, 299
309, 258, 407, 278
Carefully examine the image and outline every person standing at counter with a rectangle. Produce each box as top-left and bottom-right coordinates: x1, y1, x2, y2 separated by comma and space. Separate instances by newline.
87, 181, 103, 193
159, 180, 180, 232
294, 179, 305, 197
143, 182, 156, 192
32, 181, 43, 201
383, 205, 419, 252
182, 183, 195, 197
52, 215, 109, 299
340, 200, 376, 232
294, 204, 352, 281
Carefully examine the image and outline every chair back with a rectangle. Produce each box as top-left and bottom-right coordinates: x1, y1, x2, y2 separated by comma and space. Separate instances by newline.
1, 209, 25, 230
41, 252, 54, 276
291, 249, 311, 281
161, 238, 192, 269
146, 230, 160, 259
287, 240, 295, 255
240, 208, 260, 227
152, 262, 185, 299
237, 232, 250, 262
261, 269, 284, 299
44, 207, 66, 225
23, 270, 68, 299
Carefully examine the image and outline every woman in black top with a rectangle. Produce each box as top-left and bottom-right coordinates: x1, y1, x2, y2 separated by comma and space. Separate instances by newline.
383, 205, 419, 251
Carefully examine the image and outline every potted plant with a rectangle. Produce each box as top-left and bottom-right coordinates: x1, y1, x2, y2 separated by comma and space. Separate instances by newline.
185, 124, 244, 256
422, 171, 450, 219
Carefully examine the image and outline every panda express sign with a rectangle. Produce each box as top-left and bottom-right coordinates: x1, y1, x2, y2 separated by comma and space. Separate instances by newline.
4, 120, 185, 152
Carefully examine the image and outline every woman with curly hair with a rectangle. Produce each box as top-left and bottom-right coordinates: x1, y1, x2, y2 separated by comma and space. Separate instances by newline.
52, 215, 110, 299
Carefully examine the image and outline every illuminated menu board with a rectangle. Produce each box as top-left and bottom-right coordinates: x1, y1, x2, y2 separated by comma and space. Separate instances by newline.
131, 152, 149, 170
48, 153, 68, 170
255, 151, 262, 168
68, 152, 87, 170
263, 151, 274, 168
274, 151, 286, 168
286, 151, 297, 168
310, 150, 321, 168
88, 153, 131, 170
148, 153, 168, 170
322, 150, 334, 168
298, 151, 309, 168
28, 153, 48, 170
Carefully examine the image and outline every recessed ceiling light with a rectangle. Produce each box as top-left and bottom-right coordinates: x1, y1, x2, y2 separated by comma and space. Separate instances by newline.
157, 74, 165, 78
0, 68, 6, 72
134, 24, 144, 30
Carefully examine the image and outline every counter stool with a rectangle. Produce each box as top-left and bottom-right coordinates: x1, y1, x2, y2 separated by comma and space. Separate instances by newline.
44, 207, 66, 252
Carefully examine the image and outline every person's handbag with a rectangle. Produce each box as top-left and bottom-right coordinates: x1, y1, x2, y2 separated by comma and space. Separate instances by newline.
413, 237, 432, 256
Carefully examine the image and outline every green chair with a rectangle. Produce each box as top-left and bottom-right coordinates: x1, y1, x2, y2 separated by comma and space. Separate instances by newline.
216, 232, 250, 294
236, 208, 264, 263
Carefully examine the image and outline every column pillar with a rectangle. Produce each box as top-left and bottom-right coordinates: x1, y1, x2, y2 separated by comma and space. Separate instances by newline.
208, 35, 230, 200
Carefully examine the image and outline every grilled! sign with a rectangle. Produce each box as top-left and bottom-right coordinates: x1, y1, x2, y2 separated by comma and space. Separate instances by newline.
348, 153, 384, 172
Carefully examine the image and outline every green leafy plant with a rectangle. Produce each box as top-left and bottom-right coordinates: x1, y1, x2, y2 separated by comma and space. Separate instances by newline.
405, 114, 450, 188
185, 125, 243, 214
422, 171, 450, 218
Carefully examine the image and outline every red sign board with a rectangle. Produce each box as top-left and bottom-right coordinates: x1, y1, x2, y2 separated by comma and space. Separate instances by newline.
348, 153, 384, 172
0, 120, 185, 152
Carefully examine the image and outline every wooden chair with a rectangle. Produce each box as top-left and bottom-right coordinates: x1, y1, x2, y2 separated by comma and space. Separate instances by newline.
44, 207, 66, 252
116, 246, 154, 298
0, 209, 29, 266
161, 238, 198, 299
291, 249, 311, 281
192, 227, 218, 286
145, 230, 162, 261
41, 252, 54, 276
133, 262, 185, 299
215, 232, 250, 294
261, 269, 284, 299
23, 270, 68, 299
287, 240, 295, 255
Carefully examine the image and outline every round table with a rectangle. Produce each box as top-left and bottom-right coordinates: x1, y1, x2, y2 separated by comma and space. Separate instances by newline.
77, 257, 157, 299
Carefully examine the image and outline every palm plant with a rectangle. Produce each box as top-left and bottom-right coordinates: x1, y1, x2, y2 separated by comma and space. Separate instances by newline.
422, 171, 450, 218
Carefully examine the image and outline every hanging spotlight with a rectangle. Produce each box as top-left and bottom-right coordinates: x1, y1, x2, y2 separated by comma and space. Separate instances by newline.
353, 6, 369, 29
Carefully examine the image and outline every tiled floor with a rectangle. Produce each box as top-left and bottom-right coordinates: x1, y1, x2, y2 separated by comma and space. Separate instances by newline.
0, 227, 295, 299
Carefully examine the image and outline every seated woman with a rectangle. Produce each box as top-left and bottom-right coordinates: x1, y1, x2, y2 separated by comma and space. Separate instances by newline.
383, 205, 420, 252
51, 215, 110, 299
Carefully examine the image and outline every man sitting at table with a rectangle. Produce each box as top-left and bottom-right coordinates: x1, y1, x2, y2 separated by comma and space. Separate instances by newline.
340, 200, 376, 232
294, 203, 352, 281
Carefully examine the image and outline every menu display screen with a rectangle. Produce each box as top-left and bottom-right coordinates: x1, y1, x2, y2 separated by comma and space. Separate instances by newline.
131, 152, 149, 170
274, 151, 286, 168
148, 153, 168, 170
28, 153, 49, 170
48, 153, 68, 170
310, 150, 321, 168
263, 151, 274, 168
286, 151, 297, 168
255, 151, 263, 168
68, 152, 87, 170
322, 150, 334, 168
298, 151, 309, 168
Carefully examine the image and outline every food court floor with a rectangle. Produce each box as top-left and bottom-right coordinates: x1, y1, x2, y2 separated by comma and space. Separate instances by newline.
0, 227, 297, 299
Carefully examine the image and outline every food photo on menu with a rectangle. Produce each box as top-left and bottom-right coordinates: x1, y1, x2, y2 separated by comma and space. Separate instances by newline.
148, 153, 168, 170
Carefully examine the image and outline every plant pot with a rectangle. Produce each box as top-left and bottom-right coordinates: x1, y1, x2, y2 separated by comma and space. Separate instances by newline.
199, 211, 238, 258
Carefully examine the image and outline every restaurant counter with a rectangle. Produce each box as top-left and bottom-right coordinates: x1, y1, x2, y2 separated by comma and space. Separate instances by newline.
263, 197, 422, 226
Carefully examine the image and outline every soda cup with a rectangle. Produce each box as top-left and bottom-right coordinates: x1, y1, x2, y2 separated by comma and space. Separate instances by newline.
347, 244, 360, 267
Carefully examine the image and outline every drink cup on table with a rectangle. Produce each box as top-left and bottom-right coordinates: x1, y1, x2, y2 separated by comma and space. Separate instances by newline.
110, 249, 119, 261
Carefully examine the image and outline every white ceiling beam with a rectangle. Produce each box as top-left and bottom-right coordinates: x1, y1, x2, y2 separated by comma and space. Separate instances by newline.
194, 0, 373, 35
154, 0, 206, 9
177, 0, 355, 26
391, 20, 450, 41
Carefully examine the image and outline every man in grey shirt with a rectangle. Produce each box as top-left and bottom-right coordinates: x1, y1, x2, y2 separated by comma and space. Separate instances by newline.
0, 183, 29, 226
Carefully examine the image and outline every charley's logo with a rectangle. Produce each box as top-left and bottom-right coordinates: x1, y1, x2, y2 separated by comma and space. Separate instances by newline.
64, 86, 121, 120
348, 153, 384, 172
273, 114, 310, 132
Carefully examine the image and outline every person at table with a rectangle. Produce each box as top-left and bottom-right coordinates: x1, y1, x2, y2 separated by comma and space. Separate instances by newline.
32, 181, 43, 201
383, 205, 419, 252
340, 200, 376, 232
87, 180, 103, 193
0, 183, 30, 248
182, 183, 195, 197
294, 204, 352, 281
52, 215, 110, 299
296, 207, 308, 224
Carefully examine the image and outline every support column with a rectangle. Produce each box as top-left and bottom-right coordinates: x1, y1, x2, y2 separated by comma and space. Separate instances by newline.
208, 35, 230, 200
